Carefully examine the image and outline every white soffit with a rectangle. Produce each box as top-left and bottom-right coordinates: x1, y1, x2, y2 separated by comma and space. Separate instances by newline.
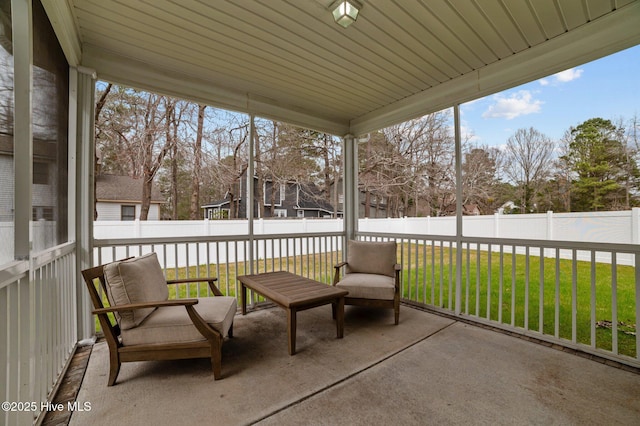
45, 0, 640, 136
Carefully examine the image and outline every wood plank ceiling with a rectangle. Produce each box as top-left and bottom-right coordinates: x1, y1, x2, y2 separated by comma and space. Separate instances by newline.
45, 0, 640, 135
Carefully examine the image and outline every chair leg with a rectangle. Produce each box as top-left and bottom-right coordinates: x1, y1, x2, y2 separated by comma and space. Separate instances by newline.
211, 337, 223, 380
331, 302, 337, 320
394, 299, 400, 325
228, 323, 234, 338
108, 351, 121, 386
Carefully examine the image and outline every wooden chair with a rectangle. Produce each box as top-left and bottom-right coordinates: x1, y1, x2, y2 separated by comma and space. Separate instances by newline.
333, 240, 401, 324
81, 253, 236, 386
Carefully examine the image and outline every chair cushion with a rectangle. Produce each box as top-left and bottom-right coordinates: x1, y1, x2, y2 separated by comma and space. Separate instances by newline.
346, 240, 397, 277
120, 297, 237, 346
336, 273, 396, 300
103, 253, 169, 330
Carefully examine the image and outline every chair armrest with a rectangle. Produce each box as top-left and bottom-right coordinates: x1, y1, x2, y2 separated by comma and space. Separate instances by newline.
332, 262, 348, 285
166, 277, 224, 296
166, 277, 217, 285
334, 261, 347, 270
92, 298, 199, 315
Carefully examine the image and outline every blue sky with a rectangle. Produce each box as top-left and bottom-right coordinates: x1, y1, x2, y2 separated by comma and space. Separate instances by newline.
460, 44, 640, 148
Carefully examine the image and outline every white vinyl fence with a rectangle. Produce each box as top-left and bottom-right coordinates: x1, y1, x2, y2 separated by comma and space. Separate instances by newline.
358, 209, 640, 244
90, 209, 640, 267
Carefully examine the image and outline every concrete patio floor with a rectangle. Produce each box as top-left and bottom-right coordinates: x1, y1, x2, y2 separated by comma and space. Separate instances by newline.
69, 304, 640, 425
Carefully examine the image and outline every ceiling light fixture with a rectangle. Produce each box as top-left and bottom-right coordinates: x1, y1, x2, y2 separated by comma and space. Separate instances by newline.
330, 0, 362, 28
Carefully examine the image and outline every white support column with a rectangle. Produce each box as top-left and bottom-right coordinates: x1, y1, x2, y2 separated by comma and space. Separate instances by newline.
75, 67, 96, 339
343, 134, 358, 244
68, 70, 78, 243
454, 104, 463, 315
12, 1, 33, 420
13, 0, 32, 261
247, 115, 255, 274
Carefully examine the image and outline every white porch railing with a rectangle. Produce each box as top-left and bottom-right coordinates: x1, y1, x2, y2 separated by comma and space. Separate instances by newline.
92, 230, 640, 369
0, 242, 77, 426
93, 232, 345, 297
359, 232, 640, 368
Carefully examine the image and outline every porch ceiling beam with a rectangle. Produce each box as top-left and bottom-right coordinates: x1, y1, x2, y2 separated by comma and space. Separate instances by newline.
349, 2, 640, 135
81, 46, 350, 136
41, 0, 82, 66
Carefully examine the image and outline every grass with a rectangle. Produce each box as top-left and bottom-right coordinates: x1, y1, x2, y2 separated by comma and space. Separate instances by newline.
94, 244, 637, 358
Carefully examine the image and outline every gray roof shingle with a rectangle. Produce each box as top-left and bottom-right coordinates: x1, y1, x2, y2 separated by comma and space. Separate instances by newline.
96, 175, 164, 203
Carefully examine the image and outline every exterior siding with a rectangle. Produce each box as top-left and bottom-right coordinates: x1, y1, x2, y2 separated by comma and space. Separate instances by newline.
0, 155, 14, 221
96, 202, 160, 221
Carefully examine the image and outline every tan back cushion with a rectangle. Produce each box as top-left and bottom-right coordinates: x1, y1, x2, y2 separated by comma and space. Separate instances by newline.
346, 240, 397, 277
103, 252, 169, 330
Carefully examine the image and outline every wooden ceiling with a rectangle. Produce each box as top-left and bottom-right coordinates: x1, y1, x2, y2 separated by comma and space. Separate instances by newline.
43, 0, 640, 135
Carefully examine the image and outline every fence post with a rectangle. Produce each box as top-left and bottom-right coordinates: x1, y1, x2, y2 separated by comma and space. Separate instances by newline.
494, 213, 500, 238
547, 211, 553, 240
632, 207, 640, 244
134, 219, 140, 238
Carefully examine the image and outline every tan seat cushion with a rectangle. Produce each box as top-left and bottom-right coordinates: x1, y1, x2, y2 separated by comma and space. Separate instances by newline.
120, 296, 237, 346
336, 273, 395, 300
103, 253, 169, 330
346, 240, 397, 277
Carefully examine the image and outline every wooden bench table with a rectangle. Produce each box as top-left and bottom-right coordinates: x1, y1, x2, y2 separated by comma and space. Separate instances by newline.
238, 271, 349, 355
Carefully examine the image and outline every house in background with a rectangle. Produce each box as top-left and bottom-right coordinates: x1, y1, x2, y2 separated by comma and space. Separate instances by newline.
95, 175, 165, 220
202, 177, 341, 219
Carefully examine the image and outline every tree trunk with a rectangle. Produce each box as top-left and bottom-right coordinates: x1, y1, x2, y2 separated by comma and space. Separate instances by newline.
140, 95, 174, 220
140, 131, 154, 220
190, 105, 206, 219
166, 102, 178, 220
255, 126, 264, 218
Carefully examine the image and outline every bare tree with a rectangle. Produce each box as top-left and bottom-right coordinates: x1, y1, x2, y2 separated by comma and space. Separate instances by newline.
380, 111, 455, 217
218, 120, 249, 219
461, 145, 502, 214
503, 127, 555, 213
140, 94, 174, 220
94, 83, 112, 219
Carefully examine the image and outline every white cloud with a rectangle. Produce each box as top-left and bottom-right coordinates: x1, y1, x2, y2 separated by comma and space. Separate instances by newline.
555, 68, 583, 82
539, 68, 583, 86
482, 90, 543, 120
